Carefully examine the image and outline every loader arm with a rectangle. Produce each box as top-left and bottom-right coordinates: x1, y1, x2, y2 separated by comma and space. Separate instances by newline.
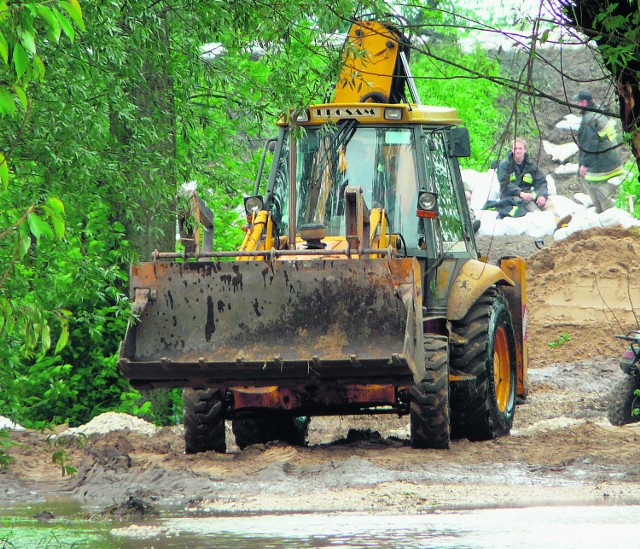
334, 20, 414, 104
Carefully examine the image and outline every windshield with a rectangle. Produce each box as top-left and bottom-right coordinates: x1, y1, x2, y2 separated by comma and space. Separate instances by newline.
269, 125, 422, 247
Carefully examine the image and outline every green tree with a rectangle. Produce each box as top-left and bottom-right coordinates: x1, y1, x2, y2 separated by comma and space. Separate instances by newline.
559, 0, 640, 170
0, 1, 84, 386
1, 0, 392, 427
413, 43, 505, 168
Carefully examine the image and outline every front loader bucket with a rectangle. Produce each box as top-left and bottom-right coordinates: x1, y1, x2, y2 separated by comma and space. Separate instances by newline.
118, 257, 425, 389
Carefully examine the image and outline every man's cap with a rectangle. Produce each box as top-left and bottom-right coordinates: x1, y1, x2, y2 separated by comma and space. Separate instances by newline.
574, 90, 593, 102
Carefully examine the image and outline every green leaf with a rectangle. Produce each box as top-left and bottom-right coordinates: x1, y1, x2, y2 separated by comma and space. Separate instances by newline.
54, 323, 69, 354
55, 10, 75, 43
13, 84, 27, 109
19, 27, 36, 56
60, 0, 85, 32
27, 213, 42, 241
28, 212, 54, 242
0, 298, 8, 332
0, 86, 16, 115
44, 198, 66, 238
38, 5, 62, 43
13, 43, 29, 81
33, 55, 45, 80
3, 307, 14, 335
0, 30, 8, 65
0, 152, 8, 189
41, 324, 51, 352
51, 214, 65, 239
18, 217, 29, 238
19, 234, 31, 257
88, 240, 103, 254
46, 196, 65, 215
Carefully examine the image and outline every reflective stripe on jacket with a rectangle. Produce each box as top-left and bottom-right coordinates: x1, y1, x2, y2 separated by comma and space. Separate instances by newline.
497, 152, 548, 199
585, 166, 624, 183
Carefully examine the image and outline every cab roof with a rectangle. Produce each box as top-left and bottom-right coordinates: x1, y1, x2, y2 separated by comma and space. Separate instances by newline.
278, 103, 462, 126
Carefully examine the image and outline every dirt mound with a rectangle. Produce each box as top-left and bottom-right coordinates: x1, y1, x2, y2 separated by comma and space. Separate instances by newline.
528, 227, 640, 276
527, 227, 640, 366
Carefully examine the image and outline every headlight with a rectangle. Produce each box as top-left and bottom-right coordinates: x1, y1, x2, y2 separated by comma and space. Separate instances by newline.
384, 108, 403, 120
295, 109, 310, 122
244, 195, 264, 216
417, 191, 437, 218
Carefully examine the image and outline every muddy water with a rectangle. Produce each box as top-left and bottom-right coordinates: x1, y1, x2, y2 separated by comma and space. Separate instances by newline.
2, 504, 638, 548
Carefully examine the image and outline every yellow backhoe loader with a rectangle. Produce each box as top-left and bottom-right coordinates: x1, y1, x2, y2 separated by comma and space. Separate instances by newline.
119, 19, 528, 452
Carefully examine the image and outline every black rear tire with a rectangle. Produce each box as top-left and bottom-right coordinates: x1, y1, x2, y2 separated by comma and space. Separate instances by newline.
359, 91, 389, 103
608, 376, 640, 426
450, 288, 517, 440
409, 335, 450, 449
232, 414, 309, 450
183, 388, 226, 454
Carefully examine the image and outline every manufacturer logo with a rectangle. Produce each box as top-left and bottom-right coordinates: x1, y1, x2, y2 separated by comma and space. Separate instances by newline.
313, 106, 381, 119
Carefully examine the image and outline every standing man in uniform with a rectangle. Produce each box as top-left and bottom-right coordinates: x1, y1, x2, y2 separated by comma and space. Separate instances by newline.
575, 90, 624, 213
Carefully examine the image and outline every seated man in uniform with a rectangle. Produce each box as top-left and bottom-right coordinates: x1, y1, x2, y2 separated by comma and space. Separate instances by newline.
494, 138, 568, 228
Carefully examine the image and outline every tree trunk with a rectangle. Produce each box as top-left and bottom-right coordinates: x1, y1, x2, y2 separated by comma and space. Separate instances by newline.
110, 6, 177, 260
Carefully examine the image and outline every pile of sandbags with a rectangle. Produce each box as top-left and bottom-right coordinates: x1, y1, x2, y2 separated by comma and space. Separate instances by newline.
554, 201, 640, 240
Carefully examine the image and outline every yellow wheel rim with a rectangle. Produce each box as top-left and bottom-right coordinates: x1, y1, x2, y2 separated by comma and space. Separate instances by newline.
493, 325, 512, 412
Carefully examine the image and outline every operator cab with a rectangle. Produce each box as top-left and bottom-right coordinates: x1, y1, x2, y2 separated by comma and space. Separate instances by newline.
262, 120, 477, 259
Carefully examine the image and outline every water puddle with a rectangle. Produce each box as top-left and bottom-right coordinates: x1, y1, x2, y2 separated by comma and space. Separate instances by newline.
1, 503, 638, 548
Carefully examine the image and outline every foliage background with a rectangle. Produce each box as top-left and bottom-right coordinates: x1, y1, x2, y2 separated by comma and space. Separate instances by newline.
0, 0, 385, 427
1, 0, 636, 430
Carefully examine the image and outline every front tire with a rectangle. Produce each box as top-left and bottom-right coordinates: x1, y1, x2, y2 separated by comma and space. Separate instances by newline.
183, 388, 226, 454
409, 335, 450, 449
450, 288, 517, 440
608, 376, 640, 426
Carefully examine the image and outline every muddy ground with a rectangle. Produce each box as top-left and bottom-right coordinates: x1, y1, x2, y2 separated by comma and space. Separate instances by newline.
2, 228, 640, 514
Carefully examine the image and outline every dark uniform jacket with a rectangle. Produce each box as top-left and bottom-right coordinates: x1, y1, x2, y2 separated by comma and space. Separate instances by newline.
497, 152, 548, 200
577, 110, 622, 176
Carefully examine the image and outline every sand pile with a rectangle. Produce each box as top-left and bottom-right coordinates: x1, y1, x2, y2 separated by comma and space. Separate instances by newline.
526, 226, 640, 366
58, 411, 159, 437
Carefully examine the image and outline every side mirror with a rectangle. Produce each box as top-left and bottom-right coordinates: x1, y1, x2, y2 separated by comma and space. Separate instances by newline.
449, 127, 471, 158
